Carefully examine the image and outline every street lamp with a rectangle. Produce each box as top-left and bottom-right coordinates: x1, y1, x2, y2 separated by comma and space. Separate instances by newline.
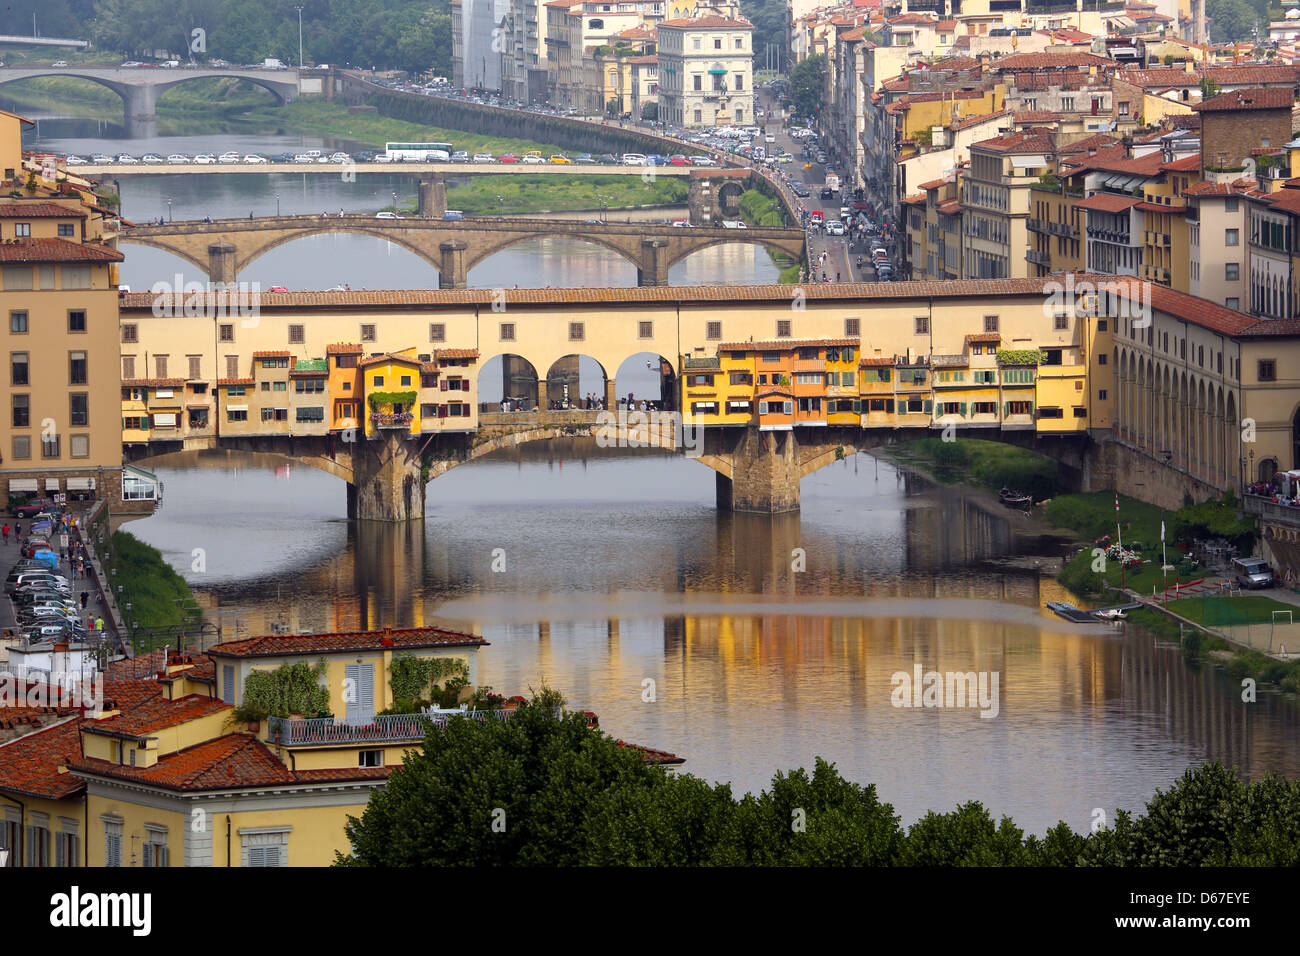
276, 192, 280, 216
392, 190, 397, 213
294, 5, 305, 69
166, 197, 173, 222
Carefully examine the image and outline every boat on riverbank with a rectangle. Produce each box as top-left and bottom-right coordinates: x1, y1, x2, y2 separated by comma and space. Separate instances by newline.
999, 487, 1033, 510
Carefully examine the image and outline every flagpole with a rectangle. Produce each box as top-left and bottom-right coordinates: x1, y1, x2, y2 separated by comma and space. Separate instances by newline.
1116, 491, 1124, 590
1162, 511, 1168, 607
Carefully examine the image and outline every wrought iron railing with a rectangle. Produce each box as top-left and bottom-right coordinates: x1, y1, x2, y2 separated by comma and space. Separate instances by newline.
267, 706, 559, 745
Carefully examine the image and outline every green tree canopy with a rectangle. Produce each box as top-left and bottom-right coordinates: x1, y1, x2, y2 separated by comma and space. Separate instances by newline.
789, 53, 825, 121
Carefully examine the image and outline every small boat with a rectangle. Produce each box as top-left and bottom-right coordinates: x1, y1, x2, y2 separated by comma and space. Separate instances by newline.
999, 487, 1033, 509
1093, 608, 1127, 621
1047, 601, 1102, 623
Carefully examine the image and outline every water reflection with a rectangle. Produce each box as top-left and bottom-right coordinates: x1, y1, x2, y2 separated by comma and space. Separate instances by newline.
123, 446, 1300, 833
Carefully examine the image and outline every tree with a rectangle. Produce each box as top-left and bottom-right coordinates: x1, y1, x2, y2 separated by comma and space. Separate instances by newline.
738, 0, 788, 72
789, 53, 825, 120
1206, 0, 1261, 41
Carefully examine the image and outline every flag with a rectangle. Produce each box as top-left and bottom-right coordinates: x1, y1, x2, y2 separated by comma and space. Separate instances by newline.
1161, 517, 1165, 542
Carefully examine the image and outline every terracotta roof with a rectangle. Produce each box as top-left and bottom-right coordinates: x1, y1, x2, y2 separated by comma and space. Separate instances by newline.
122, 378, 185, 388
717, 337, 860, 351
208, 626, 488, 659
85, 694, 230, 739
902, 193, 926, 205
937, 198, 961, 213
0, 237, 122, 262
435, 348, 480, 359
1194, 88, 1295, 111
358, 351, 422, 368
1182, 180, 1248, 196
966, 333, 1001, 343
0, 717, 85, 800
1013, 109, 1059, 123
1135, 200, 1175, 213
0, 202, 86, 218
1077, 192, 1143, 212
1085, 151, 1167, 176
972, 130, 1054, 153
217, 377, 254, 386
1058, 134, 1121, 155
1161, 153, 1201, 171
657, 14, 752, 29
253, 350, 292, 358
1237, 318, 1300, 336
326, 343, 365, 354
1100, 275, 1257, 334
917, 177, 947, 190
860, 357, 897, 366
887, 12, 934, 24
70, 732, 392, 792
991, 51, 1115, 71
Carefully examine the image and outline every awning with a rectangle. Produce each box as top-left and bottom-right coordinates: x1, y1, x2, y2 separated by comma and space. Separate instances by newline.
185, 404, 210, 410
1011, 155, 1048, 168
152, 413, 177, 427
67, 477, 95, 491
45, 479, 60, 491
226, 404, 248, 412
8, 479, 37, 492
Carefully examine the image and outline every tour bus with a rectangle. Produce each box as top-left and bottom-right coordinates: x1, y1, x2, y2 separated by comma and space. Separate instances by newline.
384, 141, 453, 162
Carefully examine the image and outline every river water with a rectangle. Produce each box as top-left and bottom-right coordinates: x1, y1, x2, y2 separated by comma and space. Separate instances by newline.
13, 105, 782, 290
123, 446, 1300, 835
19, 95, 1300, 834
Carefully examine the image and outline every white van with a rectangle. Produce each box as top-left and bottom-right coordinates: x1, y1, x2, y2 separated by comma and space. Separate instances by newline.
622, 153, 647, 166
1232, 557, 1275, 590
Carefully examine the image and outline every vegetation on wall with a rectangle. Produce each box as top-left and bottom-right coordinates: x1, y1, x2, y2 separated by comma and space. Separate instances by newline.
240, 660, 330, 719
389, 654, 469, 704
995, 349, 1046, 366
102, 531, 202, 631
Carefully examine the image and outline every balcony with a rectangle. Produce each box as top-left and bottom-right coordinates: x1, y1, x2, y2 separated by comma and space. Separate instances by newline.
1244, 492, 1300, 528
371, 411, 413, 429
267, 706, 545, 746
1026, 249, 1051, 265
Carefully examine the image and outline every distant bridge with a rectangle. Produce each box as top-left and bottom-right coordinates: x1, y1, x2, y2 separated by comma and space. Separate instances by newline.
0, 34, 89, 48
81, 161, 696, 178
117, 211, 806, 287
0, 65, 300, 117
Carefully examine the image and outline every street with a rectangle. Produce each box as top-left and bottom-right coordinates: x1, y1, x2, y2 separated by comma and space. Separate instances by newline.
756, 87, 882, 284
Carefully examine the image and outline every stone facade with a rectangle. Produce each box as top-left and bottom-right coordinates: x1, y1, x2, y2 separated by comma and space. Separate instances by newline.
656, 14, 754, 128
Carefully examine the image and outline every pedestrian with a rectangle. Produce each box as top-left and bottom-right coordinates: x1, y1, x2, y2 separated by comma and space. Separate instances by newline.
80, 590, 89, 609
836, 271, 841, 282
2, 523, 7, 543
95, 616, 104, 634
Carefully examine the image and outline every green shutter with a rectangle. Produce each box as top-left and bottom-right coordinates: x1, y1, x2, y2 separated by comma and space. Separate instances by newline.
883, 369, 891, 382
853, 399, 862, 413
923, 399, 933, 414
959, 402, 967, 416
887, 399, 895, 414
1004, 401, 1011, 417
1028, 402, 1034, 416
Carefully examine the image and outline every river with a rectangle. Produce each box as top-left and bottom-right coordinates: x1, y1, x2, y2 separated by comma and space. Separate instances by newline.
121, 445, 1300, 835
11, 104, 783, 290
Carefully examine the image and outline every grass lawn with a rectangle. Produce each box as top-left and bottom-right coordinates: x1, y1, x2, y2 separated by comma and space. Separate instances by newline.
887, 438, 1060, 500
446, 174, 687, 215
1165, 595, 1300, 628
1043, 490, 1166, 546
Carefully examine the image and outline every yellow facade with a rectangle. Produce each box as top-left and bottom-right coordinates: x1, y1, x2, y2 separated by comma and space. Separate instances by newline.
360, 351, 424, 439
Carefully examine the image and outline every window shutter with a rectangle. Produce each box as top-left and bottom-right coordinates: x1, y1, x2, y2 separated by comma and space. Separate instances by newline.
887, 399, 895, 414
1028, 402, 1034, 416
440, 379, 448, 391
959, 402, 967, 416
923, 399, 932, 414
266, 845, 282, 867
439, 405, 448, 418
853, 399, 862, 413
883, 369, 891, 382
26, 826, 34, 866
248, 846, 266, 867
222, 665, 234, 703
1004, 402, 1011, 417
56, 834, 65, 868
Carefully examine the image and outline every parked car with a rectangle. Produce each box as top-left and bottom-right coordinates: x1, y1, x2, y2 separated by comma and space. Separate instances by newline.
574, 153, 595, 164
451, 151, 470, 162
472, 153, 497, 163
166, 153, 190, 164
521, 154, 545, 164
12, 499, 54, 519
90, 153, 113, 164
825, 220, 845, 236
596, 154, 619, 165
218, 150, 241, 163
52, 60, 68, 68
548, 154, 572, 164
621, 153, 647, 166
141, 153, 165, 164
1232, 557, 1275, 589
375, 211, 401, 220
193, 153, 217, 164
115, 153, 139, 164
242, 154, 268, 164
498, 153, 520, 163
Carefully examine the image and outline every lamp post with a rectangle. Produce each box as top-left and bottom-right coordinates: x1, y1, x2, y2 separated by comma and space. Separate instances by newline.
294, 5, 305, 69
276, 191, 280, 216
392, 190, 397, 214
166, 196, 173, 222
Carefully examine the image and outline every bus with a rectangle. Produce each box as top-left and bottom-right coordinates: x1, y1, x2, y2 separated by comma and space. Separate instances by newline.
384, 142, 453, 162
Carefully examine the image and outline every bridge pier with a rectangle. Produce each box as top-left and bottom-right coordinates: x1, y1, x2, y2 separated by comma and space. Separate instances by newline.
124, 84, 159, 119
439, 240, 468, 289
716, 428, 801, 513
637, 239, 670, 287
418, 178, 447, 218
208, 243, 238, 286
688, 178, 715, 226
348, 430, 426, 521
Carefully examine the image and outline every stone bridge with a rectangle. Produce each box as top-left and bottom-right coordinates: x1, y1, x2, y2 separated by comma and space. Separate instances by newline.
117, 212, 806, 287
124, 416, 1092, 521
0, 65, 300, 118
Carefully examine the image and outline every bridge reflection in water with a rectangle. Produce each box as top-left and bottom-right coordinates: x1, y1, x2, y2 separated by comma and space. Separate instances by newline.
128, 446, 1300, 831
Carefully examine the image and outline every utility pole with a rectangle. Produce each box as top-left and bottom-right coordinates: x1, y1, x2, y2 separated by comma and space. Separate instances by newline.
295, 5, 305, 68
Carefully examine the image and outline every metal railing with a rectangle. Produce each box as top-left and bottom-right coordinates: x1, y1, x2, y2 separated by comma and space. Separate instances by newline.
1244, 492, 1300, 527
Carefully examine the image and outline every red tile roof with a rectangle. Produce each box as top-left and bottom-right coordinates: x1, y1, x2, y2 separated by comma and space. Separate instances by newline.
1013, 109, 1059, 123
70, 732, 392, 792
358, 351, 422, 368
0, 237, 123, 262
0, 202, 86, 218
217, 377, 254, 386
436, 348, 480, 359
1194, 87, 1295, 111
1161, 153, 1201, 171
991, 51, 1115, 71
972, 130, 1054, 153
122, 378, 185, 388
1182, 180, 1249, 196
253, 350, 292, 358
208, 625, 488, 659
0, 717, 85, 799
85, 694, 230, 739
326, 343, 365, 354
1077, 192, 1143, 212
965, 332, 1001, 343
717, 337, 860, 351
658, 14, 752, 29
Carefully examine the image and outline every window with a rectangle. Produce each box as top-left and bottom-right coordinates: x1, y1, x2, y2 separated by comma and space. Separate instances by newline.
359, 750, 384, 768
1097, 319, 1107, 331
983, 315, 999, 333
142, 827, 169, 867
55, 822, 78, 867
638, 321, 653, 339
184, 355, 200, 380
155, 355, 168, 378
260, 407, 289, 422
1225, 228, 1239, 246
694, 109, 702, 123
14, 223, 30, 237
1259, 359, 1277, 381
3, 267, 31, 291
288, 324, 304, 344
296, 406, 325, 422
1054, 313, 1069, 330
334, 354, 357, 369
706, 322, 721, 340
361, 324, 376, 342
10, 352, 27, 386
430, 323, 445, 342
12, 394, 28, 428
915, 316, 929, 334
69, 351, 87, 385
294, 378, 325, 393
714, 38, 722, 49
68, 310, 86, 333
693, 37, 700, 49
1037, 406, 1063, 419
1225, 197, 1239, 213
1225, 263, 1239, 282
694, 74, 702, 90
761, 351, 780, 363
1098, 354, 1107, 366
372, 375, 384, 387
70, 394, 89, 427
735, 37, 743, 48
500, 323, 515, 341
11, 436, 29, 459
42, 434, 59, 459
102, 818, 123, 867
1226, 297, 1240, 310
569, 322, 585, 341
1098, 390, 1108, 401
241, 829, 289, 867
776, 320, 791, 338
845, 318, 860, 336
227, 408, 248, 422
219, 324, 234, 342
10, 310, 27, 333
1007, 400, 1032, 415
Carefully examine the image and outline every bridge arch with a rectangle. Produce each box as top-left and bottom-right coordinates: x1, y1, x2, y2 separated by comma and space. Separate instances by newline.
126, 440, 355, 485
478, 353, 541, 410
663, 235, 800, 271
464, 231, 645, 276
150, 73, 292, 107
544, 353, 609, 410
0, 69, 294, 117
613, 352, 677, 411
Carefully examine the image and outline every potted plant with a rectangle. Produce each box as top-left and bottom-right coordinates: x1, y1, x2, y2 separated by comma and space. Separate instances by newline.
230, 702, 269, 733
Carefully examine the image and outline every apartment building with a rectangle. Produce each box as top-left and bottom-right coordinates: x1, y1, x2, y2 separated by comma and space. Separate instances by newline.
963, 130, 1051, 279
0, 155, 124, 505
656, 14, 754, 127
